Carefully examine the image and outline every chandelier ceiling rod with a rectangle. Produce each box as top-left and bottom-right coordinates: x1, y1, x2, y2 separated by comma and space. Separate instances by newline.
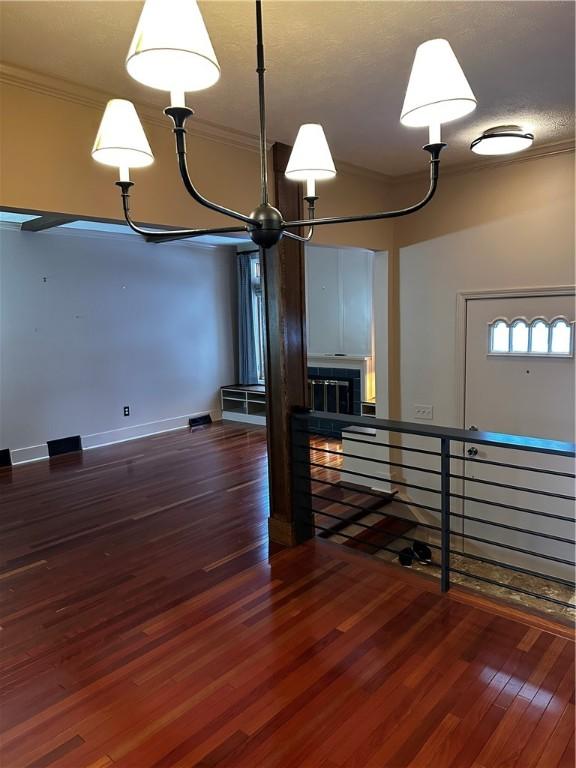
93, 0, 479, 248
256, 0, 269, 207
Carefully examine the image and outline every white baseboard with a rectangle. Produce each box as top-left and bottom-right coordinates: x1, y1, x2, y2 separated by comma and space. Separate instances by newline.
10, 444, 50, 465
9, 409, 220, 466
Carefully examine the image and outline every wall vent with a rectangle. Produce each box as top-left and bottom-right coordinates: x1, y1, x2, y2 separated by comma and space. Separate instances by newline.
189, 414, 212, 429
47, 435, 83, 457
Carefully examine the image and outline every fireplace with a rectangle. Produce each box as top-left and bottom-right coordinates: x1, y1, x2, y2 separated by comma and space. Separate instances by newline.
307, 367, 361, 416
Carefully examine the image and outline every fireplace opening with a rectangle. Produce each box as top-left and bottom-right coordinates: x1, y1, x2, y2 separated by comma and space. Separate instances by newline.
307, 367, 361, 416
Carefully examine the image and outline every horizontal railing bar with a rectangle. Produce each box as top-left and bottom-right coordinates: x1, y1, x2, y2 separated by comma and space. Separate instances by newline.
293, 411, 576, 457
293, 411, 576, 614
306, 491, 443, 532
296, 473, 443, 516
310, 520, 574, 608
313, 522, 404, 558
449, 453, 576, 479
296, 429, 441, 458
308, 444, 442, 476
450, 472, 576, 501
311, 520, 443, 561
449, 511, 575, 544
311, 507, 442, 545
300, 473, 393, 503
450, 548, 576, 589
455, 531, 575, 566
388, 495, 443, 516
297, 459, 442, 495
449, 567, 575, 609
450, 492, 574, 523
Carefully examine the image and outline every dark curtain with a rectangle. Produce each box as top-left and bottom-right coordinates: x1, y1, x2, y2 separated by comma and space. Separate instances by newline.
237, 252, 259, 385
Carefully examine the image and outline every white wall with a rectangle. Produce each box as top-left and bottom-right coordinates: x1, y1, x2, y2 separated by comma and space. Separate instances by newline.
399, 187, 574, 429
0, 225, 237, 461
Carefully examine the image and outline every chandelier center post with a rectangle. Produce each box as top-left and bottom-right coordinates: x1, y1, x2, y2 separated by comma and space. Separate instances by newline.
249, 203, 284, 248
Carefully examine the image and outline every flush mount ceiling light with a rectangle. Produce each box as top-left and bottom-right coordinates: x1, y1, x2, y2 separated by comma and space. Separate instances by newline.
470, 125, 534, 156
92, 0, 479, 248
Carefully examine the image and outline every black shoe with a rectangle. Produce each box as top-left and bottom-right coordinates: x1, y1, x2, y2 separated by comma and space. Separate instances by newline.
413, 541, 432, 565
398, 547, 414, 567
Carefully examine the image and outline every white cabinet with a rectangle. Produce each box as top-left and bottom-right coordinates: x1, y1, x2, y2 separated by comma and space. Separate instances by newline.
305, 245, 373, 356
306, 246, 341, 354
221, 385, 266, 425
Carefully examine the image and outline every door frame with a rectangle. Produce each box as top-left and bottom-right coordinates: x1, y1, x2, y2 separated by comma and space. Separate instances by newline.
455, 284, 575, 567
455, 285, 576, 431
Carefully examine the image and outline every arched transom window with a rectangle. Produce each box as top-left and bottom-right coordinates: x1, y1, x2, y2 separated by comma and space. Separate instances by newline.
488, 317, 574, 356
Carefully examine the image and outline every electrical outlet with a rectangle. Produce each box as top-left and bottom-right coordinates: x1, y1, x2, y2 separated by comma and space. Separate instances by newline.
414, 404, 433, 420
123, 406, 130, 417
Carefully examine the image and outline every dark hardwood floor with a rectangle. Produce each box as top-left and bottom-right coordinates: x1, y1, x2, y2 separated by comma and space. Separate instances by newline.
0, 423, 573, 767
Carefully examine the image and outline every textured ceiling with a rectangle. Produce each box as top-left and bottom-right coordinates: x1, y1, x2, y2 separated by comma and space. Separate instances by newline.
0, 0, 574, 175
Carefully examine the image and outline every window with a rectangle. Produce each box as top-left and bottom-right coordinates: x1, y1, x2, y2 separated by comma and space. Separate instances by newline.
490, 320, 509, 353
488, 316, 574, 356
510, 320, 529, 353
250, 256, 266, 383
529, 319, 549, 354
550, 319, 572, 355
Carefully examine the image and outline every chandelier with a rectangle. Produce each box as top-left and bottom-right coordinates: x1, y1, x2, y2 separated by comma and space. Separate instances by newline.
92, 0, 477, 248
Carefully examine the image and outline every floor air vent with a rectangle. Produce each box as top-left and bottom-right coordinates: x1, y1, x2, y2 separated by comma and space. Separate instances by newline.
47, 435, 82, 457
189, 414, 212, 429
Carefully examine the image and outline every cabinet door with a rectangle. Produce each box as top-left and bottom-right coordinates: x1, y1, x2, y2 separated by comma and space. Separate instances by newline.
341, 249, 373, 355
306, 246, 341, 354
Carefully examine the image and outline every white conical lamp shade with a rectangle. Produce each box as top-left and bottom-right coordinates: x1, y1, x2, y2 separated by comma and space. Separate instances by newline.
285, 124, 336, 182
126, 0, 220, 92
400, 39, 476, 127
92, 99, 154, 169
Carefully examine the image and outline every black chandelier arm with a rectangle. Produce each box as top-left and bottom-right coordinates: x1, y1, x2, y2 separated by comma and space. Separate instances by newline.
116, 181, 248, 243
283, 142, 447, 229
164, 107, 259, 228
283, 228, 313, 243
282, 196, 317, 242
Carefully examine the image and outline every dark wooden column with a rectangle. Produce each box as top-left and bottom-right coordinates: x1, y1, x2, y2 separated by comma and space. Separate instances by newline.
261, 142, 308, 546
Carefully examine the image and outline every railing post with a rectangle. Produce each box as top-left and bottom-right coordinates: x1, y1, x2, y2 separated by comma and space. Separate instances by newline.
440, 437, 451, 592
291, 410, 315, 542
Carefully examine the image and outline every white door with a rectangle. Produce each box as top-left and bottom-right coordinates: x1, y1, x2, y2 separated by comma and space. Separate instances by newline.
463, 292, 575, 581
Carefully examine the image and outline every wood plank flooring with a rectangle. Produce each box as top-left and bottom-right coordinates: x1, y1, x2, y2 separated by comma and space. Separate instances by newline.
0, 423, 573, 767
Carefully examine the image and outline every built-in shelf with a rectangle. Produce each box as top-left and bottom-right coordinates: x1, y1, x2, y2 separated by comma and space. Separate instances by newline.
221, 386, 375, 423
221, 385, 266, 425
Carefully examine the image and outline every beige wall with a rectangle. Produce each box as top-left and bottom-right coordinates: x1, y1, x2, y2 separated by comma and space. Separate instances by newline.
393, 149, 575, 249
0, 67, 393, 251
380, 150, 575, 420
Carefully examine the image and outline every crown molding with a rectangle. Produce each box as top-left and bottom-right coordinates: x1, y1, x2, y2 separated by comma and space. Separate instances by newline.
335, 160, 394, 184
4, 62, 569, 188
0, 62, 265, 153
0, 62, 393, 185
391, 138, 576, 186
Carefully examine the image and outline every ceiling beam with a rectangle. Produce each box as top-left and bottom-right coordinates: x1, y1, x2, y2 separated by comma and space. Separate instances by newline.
21, 214, 78, 232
